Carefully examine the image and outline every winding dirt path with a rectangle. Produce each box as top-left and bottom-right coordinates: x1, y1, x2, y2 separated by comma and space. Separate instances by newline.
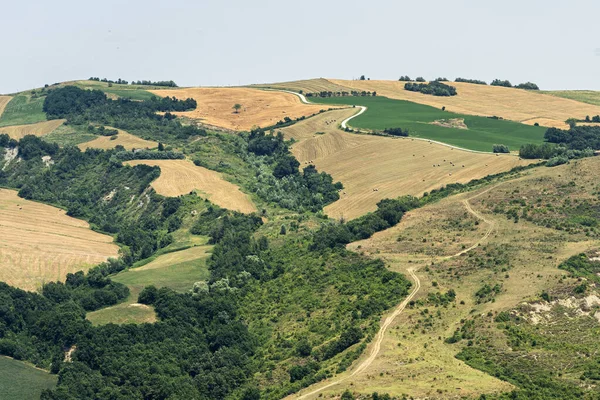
294, 187, 499, 399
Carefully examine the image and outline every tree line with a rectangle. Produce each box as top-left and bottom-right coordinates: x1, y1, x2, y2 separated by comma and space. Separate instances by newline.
404, 81, 457, 96
304, 90, 377, 98
89, 77, 178, 87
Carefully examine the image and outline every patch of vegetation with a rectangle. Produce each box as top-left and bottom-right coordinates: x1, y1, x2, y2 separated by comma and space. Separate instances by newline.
404, 81, 457, 96
455, 77, 487, 85
474, 283, 502, 303
0, 95, 47, 127
558, 253, 600, 283
383, 127, 409, 136
491, 79, 513, 88
515, 82, 540, 90
311, 95, 545, 151
493, 144, 510, 153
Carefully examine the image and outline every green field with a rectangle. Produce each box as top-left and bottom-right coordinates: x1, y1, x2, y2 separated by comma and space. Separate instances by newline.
0, 356, 57, 399
73, 81, 159, 101
0, 95, 47, 127
43, 124, 97, 146
542, 90, 600, 107
87, 245, 211, 325
113, 250, 211, 292
311, 96, 546, 152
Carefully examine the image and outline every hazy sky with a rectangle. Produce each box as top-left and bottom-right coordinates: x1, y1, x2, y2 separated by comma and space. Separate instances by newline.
2, 0, 599, 94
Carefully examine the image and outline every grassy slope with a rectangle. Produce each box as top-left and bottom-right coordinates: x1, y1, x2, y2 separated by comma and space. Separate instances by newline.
542, 90, 600, 107
72, 80, 157, 101
0, 95, 46, 127
311, 96, 545, 152
0, 356, 57, 399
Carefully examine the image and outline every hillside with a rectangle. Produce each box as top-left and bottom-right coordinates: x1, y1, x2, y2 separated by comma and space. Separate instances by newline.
2, 77, 600, 400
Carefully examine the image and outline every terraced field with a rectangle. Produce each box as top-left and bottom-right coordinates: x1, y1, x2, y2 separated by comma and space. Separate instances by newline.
125, 159, 257, 213
283, 111, 534, 220
0, 189, 119, 291
149, 87, 328, 131
78, 129, 157, 150
327, 79, 600, 129
0, 119, 65, 139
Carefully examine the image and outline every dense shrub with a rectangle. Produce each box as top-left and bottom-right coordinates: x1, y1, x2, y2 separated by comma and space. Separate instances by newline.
515, 82, 540, 90
383, 127, 409, 136
491, 79, 512, 87
404, 81, 457, 97
455, 77, 487, 85
493, 144, 510, 153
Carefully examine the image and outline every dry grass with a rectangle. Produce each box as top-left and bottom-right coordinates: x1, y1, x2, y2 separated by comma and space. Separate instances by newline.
135, 245, 211, 272
78, 129, 157, 150
125, 160, 257, 213
281, 108, 358, 142
0, 96, 11, 118
148, 87, 327, 131
297, 161, 600, 399
250, 78, 352, 94
0, 119, 65, 139
284, 113, 533, 220
328, 79, 600, 129
0, 189, 119, 291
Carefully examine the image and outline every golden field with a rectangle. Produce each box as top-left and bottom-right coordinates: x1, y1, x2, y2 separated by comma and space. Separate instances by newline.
125, 159, 257, 213
149, 87, 329, 131
282, 110, 534, 220
78, 129, 157, 150
0, 189, 119, 291
0, 119, 65, 139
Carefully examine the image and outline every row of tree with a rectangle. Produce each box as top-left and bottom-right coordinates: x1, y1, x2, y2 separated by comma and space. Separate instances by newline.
88, 77, 178, 87
304, 90, 376, 98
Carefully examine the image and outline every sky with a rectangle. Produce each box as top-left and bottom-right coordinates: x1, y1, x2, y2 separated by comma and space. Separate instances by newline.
1, 0, 599, 94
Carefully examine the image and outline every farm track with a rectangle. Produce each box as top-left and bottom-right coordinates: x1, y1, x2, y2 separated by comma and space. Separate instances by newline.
294, 187, 498, 399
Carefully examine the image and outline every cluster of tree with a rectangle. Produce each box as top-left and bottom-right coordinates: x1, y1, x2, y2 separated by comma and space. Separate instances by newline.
490, 79, 540, 90
455, 77, 487, 85
515, 82, 540, 90
404, 81, 457, 96
43, 86, 205, 143
581, 115, 600, 123
244, 129, 343, 211
383, 127, 409, 137
305, 91, 376, 98
558, 253, 600, 283
398, 75, 412, 81
86, 125, 118, 136
0, 133, 18, 148
88, 77, 128, 85
131, 80, 178, 87
544, 125, 600, 150
493, 144, 510, 153
491, 79, 513, 87
434, 77, 449, 82
112, 149, 185, 161
311, 196, 420, 250
518, 142, 594, 161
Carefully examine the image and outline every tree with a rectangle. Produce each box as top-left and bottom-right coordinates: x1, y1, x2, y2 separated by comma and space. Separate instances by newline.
493, 144, 510, 153
341, 390, 355, 400
233, 104, 242, 113
359, 75, 366, 81
158, 142, 164, 151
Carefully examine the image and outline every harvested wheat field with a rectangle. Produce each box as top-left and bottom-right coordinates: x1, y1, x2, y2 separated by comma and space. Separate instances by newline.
328, 79, 600, 129
125, 160, 257, 213
0, 189, 119, 291
0, 96, 11, 118
251, 78, 352, 94
0, 119, 65, 139
286, 121, 533, 220
281, 108, 358, 142
148, 87, 328, 131
78, 129, 157, 150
